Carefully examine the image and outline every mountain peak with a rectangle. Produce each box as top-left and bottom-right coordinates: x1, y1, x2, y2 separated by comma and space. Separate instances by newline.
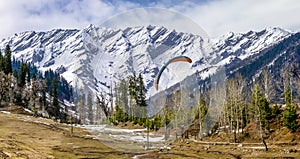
0, 26, 296, 96
265, 27, 290, 33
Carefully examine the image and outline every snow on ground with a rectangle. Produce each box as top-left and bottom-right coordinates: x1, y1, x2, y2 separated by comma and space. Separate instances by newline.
0, 111, 11, 114
80, 125, 147, 133
104, 127, 147, 133
24, 108, 33, 113
109, 134, 165, 143
79, 124, 165, 144
132, 154, 149, 159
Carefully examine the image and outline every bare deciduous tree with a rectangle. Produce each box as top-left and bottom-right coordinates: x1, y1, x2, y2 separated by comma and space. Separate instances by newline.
261, 68, 275, 102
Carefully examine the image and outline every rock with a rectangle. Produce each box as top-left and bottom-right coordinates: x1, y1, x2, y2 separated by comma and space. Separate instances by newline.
159, 147, 163, 151
288, 149, 297, 153
159, 145, 170, 152
204, 145, 210, 150
238, 144, 243, 148
284, 149, 291, 154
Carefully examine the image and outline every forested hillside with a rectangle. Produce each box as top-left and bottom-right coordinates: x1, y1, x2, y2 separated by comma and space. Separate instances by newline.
0, 45, 73, 121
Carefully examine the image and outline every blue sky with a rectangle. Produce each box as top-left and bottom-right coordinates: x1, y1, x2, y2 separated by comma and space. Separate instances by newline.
0, 0, 299, 38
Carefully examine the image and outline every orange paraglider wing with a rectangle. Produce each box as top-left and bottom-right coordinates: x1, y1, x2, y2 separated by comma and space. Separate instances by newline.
154, 56, 192, 90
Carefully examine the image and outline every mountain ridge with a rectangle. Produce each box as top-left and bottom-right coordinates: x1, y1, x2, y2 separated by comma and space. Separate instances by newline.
0, 25, 294, 97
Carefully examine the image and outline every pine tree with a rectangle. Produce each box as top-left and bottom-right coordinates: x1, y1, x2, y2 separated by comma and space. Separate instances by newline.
0, 50, 4, 72
137, 73, 147, 119
41, 81, 47, 112
0, 72, 9, 104
115, 104, 124, 122
128, 74, 137, 119
284, 106, 298, 132
153, 114, 162, 131
18, 62, 27, 87
52, 78, 60, 118
4, 45, 12, 75
251, 85, 271, 131
13, 70, 18, 78
26, 64, 30, 83
272, 104, 282, 129
137, 74, 147, 107
283, 88, 298, 132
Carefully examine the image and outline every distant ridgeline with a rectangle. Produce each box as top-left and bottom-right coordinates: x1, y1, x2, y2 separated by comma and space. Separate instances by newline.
0, 45, 73, 120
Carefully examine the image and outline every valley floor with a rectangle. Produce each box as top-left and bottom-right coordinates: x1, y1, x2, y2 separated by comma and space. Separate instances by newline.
1, 108, 300, 159
0, 110, 130, 159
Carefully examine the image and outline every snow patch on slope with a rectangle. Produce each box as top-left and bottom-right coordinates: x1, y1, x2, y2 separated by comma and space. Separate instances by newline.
0, 25, 291, 97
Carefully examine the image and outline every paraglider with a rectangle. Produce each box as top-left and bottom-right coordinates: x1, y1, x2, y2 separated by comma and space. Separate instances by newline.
154, 56, 192, 90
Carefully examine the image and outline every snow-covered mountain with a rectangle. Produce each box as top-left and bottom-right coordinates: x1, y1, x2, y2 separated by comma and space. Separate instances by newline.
0, 25, 293, 97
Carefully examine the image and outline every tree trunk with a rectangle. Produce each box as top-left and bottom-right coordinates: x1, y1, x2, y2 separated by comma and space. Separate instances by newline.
233, 123, 237, 143
262, 138, 268, 151
199, 112, 202, 140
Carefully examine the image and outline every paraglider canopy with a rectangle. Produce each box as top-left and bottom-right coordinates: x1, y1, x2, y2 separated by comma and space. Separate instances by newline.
154, 56, 192, 90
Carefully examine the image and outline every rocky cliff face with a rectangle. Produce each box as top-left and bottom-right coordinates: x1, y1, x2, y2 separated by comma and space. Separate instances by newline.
0, 25, 293, 97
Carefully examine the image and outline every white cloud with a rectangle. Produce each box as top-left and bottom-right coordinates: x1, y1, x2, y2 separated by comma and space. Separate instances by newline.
172, 0, 300, 37
101, 8, 209, 38
0, 0, 139, 38
0, 0, 299, 39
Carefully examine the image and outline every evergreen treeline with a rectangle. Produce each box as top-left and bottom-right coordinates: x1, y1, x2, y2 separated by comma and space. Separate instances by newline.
0, 45, 73, 121
11, 58, 73, 102
44, 69, 73, 101
110, 73, 162, 131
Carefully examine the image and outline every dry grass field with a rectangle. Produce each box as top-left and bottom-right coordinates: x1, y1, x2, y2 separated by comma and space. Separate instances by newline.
1, 107, 300, 159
